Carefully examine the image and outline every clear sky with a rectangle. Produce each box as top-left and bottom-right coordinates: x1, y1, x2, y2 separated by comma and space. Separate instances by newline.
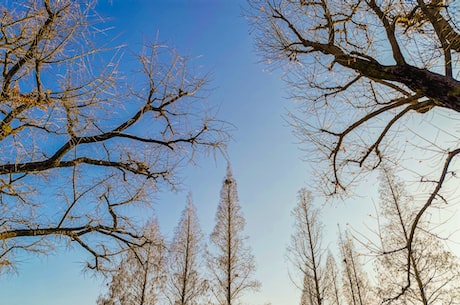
0, 1, 389, 305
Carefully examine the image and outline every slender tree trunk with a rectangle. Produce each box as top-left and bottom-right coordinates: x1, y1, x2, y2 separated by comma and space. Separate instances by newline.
306, 211, 322, 305
180, 217, 191, 305
226, 185, 232, 305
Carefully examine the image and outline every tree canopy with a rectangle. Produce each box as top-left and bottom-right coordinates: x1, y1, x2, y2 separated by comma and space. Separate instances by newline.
249, 0, 460, 303
0, 0, 228, 272
250, 0, 460, 195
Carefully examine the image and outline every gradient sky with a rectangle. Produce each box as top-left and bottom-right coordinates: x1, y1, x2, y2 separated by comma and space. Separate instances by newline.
0, 1, 388, 305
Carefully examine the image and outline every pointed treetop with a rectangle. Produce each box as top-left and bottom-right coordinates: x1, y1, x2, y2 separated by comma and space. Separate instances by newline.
186, 191, 194, 207
225, 163, 234, 185
183, 191, 200, 224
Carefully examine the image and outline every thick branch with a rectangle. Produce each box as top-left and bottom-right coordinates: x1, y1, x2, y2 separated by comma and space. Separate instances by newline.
0, 120, 208, 176
366, 0, 406, 65
416, 0, 460, 53
273, 6, 460, 111
406, 148, 460, 276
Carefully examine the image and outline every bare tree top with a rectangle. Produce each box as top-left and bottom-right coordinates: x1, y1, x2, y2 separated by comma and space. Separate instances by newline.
249, 0, 460, 196
0, 0, 229, 273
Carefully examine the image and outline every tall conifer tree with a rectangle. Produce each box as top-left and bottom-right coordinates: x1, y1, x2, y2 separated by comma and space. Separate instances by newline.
97, 218, 166, 305
208, 166, 260, 305
166, 193, 207, 305
287, 189, 325, 305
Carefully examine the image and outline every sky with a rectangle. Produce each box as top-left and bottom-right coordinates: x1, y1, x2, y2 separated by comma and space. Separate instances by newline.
0, 1, 427, 305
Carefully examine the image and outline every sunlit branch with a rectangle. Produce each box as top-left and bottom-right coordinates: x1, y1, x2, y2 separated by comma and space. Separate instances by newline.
366, 0, 406, 65
321, 95, 421, 191
0, 0, 228, 271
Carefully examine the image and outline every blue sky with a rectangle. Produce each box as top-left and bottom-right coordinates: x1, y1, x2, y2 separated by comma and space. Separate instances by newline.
0, 1, 383, 305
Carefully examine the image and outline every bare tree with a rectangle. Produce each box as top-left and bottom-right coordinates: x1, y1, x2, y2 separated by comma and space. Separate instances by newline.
249, 0, 460, 192
323, 252, 342, 305
0, 0, 227, 272
374, 168, 460, 304
97, 218, 166, 305
165, 193, 208, 305
338, 230, 374, 305
207, 165, 260, 305
249, 0, 460, 301
287, 188, 325, 305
